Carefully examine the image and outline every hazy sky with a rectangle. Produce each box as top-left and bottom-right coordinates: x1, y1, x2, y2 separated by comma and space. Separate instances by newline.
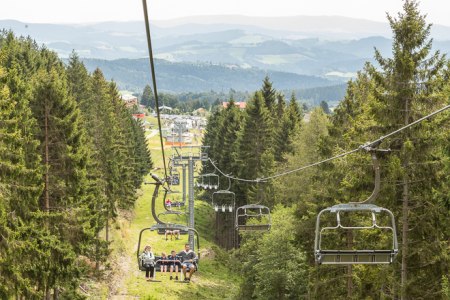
2, 0, 450, 26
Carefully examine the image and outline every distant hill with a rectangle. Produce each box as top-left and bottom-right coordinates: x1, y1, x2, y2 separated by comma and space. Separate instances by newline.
81, 58, 339, 93
2, 17, 450, 78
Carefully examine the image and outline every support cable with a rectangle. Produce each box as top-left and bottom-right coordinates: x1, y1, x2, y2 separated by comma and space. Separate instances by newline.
142, 0, 168, 184
209, 104, 450, 183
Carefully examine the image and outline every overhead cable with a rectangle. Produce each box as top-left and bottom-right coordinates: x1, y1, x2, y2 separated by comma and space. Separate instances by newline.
142, 0, 168, 184
209, 104, 450, 183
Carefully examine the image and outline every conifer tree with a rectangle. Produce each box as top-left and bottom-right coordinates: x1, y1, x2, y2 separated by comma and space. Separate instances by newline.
0, 66, 42, 297
202, 109, 224, 173
275, 93, 286, 123
66, 52, 110, 269
287, 92, 303, 127
260, 76, 276, 113
216, 98, 244, 176
367, 1, 449, 297
141, 84, 154, 108
30, 59, 91, 296
237, 92, 274, 206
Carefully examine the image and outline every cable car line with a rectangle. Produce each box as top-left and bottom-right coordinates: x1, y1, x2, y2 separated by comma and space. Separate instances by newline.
208, 104, 450, 183
142, 0, 168, 185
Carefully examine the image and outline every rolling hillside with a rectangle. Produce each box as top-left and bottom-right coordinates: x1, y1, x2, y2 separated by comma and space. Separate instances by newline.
81, 57, 339, 93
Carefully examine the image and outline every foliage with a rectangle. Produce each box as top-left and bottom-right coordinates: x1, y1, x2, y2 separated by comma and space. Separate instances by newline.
0, 32, 152, 298
235, 205, 308, 299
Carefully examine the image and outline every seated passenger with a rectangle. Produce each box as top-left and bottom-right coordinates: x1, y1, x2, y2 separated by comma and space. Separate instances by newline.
172, 229, 180, 240
165, 198, 172, 210
160, 252, 168, 277
140, 245, 155, 281
168, 250, 181, 280
165, 230, 173, 241
177, 244, 197, 282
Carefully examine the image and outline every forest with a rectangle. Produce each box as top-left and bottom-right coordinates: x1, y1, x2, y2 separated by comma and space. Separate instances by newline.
202, 1, 449, 299
0, 0, 449, 299
0, 32, 151, 298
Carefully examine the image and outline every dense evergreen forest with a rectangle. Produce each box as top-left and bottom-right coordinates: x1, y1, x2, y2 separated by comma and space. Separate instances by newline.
1, 1, 450, 299
203, 2, 450, 299
0, 32, 151, 298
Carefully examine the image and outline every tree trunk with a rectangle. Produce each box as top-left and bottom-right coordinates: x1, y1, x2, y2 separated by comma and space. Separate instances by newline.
105, 216, 109, 242
347, 230, 353, 299
45, 286, 51, 300
95, 231, 100, 272
44, 103, 50, 212
400, 171, 409, 300
400, 99, 410, 300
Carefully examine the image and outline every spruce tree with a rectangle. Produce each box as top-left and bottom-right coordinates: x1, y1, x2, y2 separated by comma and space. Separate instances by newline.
237, 92, 274, 206
368, 1, 449, 297
275, 93, 286, 124
260, 76, 276, 113
141, 84, 154, 108
30, 60, 90, 296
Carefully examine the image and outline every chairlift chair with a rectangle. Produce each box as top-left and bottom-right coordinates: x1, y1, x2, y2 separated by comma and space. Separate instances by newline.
212, 190, 235, 213
137, 224, 200, 271
169, 170, 180, 185
313, 149, 399, 265
235, 204, 271, 232
195, 173, 219, 190
314, 203, 398, 264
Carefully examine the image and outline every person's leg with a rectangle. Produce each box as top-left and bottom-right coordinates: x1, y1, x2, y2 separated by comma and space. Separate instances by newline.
182, 264, 187, 280
150, 265, 155, 279
175, 265, 179, 280
145, 266, 150, 279
188, 267, 195, 280
170, 265, 174, 279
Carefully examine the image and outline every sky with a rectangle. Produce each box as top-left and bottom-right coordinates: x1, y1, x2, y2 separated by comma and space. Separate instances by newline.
1, 0, 450, 26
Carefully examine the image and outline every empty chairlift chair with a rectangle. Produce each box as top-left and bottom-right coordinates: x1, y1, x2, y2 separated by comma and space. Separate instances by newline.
235, 204, 271, 232
314, 203, 398, 264
314, 149, 399, 265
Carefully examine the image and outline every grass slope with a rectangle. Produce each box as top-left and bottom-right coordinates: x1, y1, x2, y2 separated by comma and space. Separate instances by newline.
95, 116, 240, 299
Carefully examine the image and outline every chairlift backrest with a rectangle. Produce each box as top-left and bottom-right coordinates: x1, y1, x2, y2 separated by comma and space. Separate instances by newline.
212, 190, 235, 213
314, 203, 398, 265
235, 204, 271, 232
196, 173, 219, 190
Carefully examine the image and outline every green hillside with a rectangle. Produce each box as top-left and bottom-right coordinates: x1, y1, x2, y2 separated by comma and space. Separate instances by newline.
90, 118, 241, 299
81, 57, 337, 93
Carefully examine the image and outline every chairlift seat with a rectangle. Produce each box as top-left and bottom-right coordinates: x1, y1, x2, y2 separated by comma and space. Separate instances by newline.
195, 173, 219, 190
236, 224, 271, 231
314, 203, 398, 265
157, 210, 185, 219
317, 250, 397, 265
212, 190, 235, 213
235, 204, 271, 232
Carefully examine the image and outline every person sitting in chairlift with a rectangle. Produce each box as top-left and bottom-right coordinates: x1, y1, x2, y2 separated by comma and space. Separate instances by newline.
178, 244, 197, 282
165, 198, 172, 210
160, 252, 168, 277
172, 229, 180, 240
168, 250, 181, 280
165, 229, 173, 241
140, 245, 155, 281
